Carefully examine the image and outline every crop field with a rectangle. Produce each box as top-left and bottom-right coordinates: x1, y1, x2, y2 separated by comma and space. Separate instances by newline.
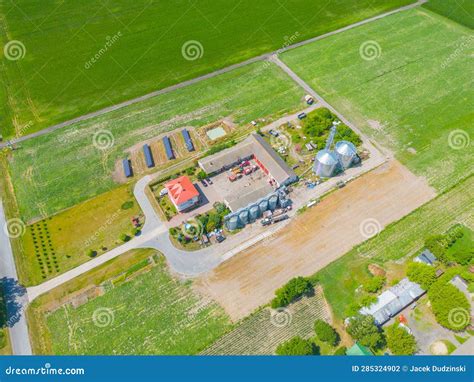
423, 0, 474, 28
19, 185, 140, 286
281, 8, 474, 192
316, 175, 474, 319
0, 0, 414, 137
201, 289, 330, 355
41, 253, 231, 355
7, 62, 305, 221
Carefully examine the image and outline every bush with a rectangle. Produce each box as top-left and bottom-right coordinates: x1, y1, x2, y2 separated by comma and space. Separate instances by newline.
271, 277, 313, 308
385, 322, 417, 355
346, 314, 386, 350
314, 319, 339, 346
428, 280, 470, 331
197, 170, 207, 180
452, 248, 474, 266
363, 276, 386, 293
333, 346, 346, 355
406, 262, 437, 290
359, 294, 377, 308
120, 233, 131, 242
132, 227, 141, 236
185, 167, 196, 176
87, 249, 97, 258
121, 200, 134, 210
275, 337, 318, 356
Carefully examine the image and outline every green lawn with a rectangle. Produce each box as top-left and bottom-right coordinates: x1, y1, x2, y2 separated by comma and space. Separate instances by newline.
44, 253, 231, 355
423, 0, 474, 28
7, 61, 305, 221
281, 8, 474, 192
0, 0, 414, 138
313, 175, 474, 319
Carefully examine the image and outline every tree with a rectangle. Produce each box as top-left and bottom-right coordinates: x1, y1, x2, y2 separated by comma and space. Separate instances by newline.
333, 346, 346, 355
87, 249, 97, 258
406, 262, 437, 290
346, 314, 386, 350
197, 170, 207, 180
359, 294, 377, 308
271, 277, 313, 308
385, 322, 417, 355
428, 280, 471, 331
314, 319, 339, 346
363, 276, 386, 293
275, 337, 318, 356
120, 233, 131, 242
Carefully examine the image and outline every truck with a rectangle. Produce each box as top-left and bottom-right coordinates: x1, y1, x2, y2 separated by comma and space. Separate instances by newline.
273, 214, 289, 223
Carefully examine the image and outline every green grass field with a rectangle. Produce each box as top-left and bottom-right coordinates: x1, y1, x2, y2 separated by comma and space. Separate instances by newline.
43, 252, 231, 355
313, 175, 474, 319
0, 0, 414, 138
8, 62, 305, 221
423, 0, 474, 28
281, 8, 474, 192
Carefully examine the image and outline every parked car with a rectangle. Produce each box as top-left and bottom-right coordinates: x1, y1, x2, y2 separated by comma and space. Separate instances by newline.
261, 217, 272, 226
297, 112, 307, 120
336, 180, 346, 188
200, 179, 208, 187
269, 129, 279, 137
216, 235, 226, 243
206, 177, 213, 185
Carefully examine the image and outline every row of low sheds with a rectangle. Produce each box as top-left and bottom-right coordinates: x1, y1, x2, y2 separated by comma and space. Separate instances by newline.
224, 189, 291, 231
122, 129, 195, 178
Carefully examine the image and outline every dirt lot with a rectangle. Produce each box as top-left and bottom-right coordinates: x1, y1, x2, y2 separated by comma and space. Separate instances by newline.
195, 160, 436, 321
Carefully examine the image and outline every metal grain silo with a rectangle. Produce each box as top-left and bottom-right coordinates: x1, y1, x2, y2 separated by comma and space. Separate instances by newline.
249, 204, 260, 221
258, 199, 269, 214
238, 209, 250, 225
335, 141, 357, 169
226, 215, 239, 231
313, 149, 339, 178
268, 194, 279, 210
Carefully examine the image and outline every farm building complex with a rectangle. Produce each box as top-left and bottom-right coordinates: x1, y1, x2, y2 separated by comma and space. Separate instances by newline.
165, 176, 200, 212
197, 133, 297, 230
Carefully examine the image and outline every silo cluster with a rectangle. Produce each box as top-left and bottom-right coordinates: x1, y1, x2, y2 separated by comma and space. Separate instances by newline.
313, 140, 358, 178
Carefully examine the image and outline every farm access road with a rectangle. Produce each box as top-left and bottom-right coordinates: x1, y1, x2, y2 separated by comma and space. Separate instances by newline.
0, 0, 427, 148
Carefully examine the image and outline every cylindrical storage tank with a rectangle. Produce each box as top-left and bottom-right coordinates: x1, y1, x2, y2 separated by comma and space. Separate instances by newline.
226, 215, 239, 231
313, 149, 339, 177
268, 194, 279, 210
238, 209, 250, 225
335, 141, 357, 169
249, 204, 260, 221
258, 199, 269, 214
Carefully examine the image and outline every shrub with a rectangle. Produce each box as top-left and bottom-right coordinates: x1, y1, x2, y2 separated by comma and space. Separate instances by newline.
271, 277, 313, 308
120, 233, 131, 242
132, 227, 141, 236
428, 280, 470, 331
452, 249, 474, 266
87, 249, 97, 258
197, 170, 207, 180
346, 314, 386, 350
333, 346, 346, 355
275, 337, 318, 356
185, 167, 196, 176
363, 276, 386, 293
314, 319, 339, 346
121, 200, 134, 210
406, 262, 437, 290
359, 294, 377, 308
385, 322, 417, 355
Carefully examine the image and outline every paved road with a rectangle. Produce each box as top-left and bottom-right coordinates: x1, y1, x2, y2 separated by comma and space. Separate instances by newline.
0, 0, 426, 148
0, 202, 32, 355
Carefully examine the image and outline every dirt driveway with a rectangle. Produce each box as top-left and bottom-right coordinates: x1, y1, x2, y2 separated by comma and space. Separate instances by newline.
195, 160, 436, 321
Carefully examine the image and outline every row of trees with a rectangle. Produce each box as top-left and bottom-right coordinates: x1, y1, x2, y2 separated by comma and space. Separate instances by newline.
271, 277, 313, 308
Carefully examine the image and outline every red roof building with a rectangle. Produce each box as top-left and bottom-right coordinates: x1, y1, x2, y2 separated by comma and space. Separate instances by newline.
165, 176, 200, 212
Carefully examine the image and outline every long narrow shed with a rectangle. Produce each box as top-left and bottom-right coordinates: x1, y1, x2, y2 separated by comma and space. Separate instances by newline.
123, 159, 133, 178
162, 136, 175, 160
143, 144, 155, 168
181, 129, 194, 152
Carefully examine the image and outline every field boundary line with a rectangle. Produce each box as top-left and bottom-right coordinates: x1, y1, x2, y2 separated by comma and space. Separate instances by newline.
1, 0, 426, 148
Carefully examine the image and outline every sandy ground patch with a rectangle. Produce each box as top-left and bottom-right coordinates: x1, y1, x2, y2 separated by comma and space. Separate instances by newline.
195, 160, 436, 321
